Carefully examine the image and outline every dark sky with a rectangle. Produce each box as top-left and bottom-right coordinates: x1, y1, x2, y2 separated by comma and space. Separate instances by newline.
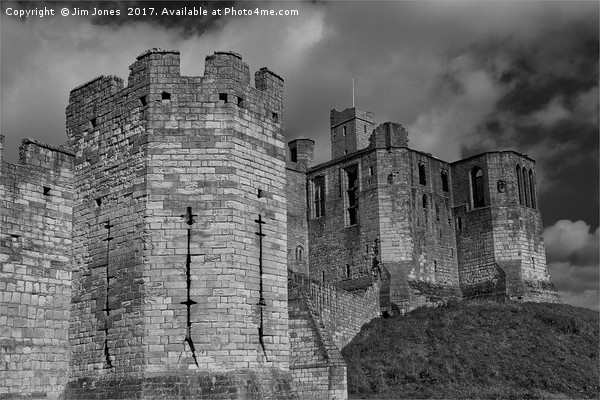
1, 1, 598, 310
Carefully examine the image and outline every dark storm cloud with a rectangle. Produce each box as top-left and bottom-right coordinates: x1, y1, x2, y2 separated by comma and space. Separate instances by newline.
89, 1, 235, 37
449, 8, 599, 229
1, 1, 598, 309
10, 1, 235, 37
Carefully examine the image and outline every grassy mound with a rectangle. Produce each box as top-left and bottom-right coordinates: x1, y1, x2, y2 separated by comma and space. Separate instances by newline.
342, 300, 599, 399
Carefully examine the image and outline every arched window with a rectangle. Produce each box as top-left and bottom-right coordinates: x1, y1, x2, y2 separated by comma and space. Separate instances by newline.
516, 165, 524, 205
471, 167, 485, 208
522, 167, 530, 207
295, 246, 304, 262
529, 169, 536, 209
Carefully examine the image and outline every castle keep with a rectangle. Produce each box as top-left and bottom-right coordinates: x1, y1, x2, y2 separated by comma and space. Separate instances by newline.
1, 49, 559, 399
286, 108, 559, 312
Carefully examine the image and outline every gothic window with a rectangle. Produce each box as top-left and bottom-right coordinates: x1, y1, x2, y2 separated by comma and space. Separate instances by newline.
522, 167, 530, 207
516, 165, 524, 205
345, 165, 359, 226
419, 163, 427, 185
295, 246, 304, 262
471, 167, 485, 208
529, 169, 536, 209
312, 176, 325, 219
441, 170, 449, 192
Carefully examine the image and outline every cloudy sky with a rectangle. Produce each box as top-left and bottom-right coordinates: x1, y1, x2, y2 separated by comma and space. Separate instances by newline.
1, 1, 598, 310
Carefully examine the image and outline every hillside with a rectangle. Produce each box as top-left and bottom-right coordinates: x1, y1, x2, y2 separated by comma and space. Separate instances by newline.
341, 300, 599, 399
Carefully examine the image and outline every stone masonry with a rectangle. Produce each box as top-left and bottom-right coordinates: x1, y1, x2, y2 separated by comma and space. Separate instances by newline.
290, 106, 559, 314
1, 49, 560, 400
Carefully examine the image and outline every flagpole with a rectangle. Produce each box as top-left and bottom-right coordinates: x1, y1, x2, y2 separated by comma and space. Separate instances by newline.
352, 76, 355, 107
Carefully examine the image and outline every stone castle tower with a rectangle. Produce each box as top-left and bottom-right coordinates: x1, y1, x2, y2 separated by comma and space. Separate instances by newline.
63, 49, 292, 397
1, 50, 559, 400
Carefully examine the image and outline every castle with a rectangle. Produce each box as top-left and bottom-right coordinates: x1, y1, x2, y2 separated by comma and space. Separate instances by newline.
0, 49, 559, 399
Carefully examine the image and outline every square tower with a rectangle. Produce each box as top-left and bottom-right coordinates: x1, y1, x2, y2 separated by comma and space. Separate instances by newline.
330, 107, 375, 159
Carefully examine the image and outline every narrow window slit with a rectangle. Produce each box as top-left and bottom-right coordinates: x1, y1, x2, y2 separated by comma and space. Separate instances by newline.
255, 214, 269, 361
139, 96, 147, 106
180, 206, 199, 367
102, 220, 114, 369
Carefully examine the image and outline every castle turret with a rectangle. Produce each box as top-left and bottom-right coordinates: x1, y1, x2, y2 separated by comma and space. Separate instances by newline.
330, 107, 375, 159
287, 138, 315, 171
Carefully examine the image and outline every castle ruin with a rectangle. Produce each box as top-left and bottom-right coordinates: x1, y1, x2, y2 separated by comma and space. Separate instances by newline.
1, 49, 559, 399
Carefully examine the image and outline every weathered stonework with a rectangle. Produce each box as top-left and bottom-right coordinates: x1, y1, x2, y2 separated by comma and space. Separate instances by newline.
296, 106, 559, 314
0, 136, 74, 399
1, 50, 560, 400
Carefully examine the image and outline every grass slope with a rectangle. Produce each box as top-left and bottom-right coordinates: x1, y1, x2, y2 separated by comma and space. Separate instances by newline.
342, 300, 599, 399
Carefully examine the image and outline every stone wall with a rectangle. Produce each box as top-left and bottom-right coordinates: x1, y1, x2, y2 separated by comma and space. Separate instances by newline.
288, 271, 382, 400
307, 149, 382, 286
0, 137, 74, 399
288, 288, 347, 400
374, 146, 460, 312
